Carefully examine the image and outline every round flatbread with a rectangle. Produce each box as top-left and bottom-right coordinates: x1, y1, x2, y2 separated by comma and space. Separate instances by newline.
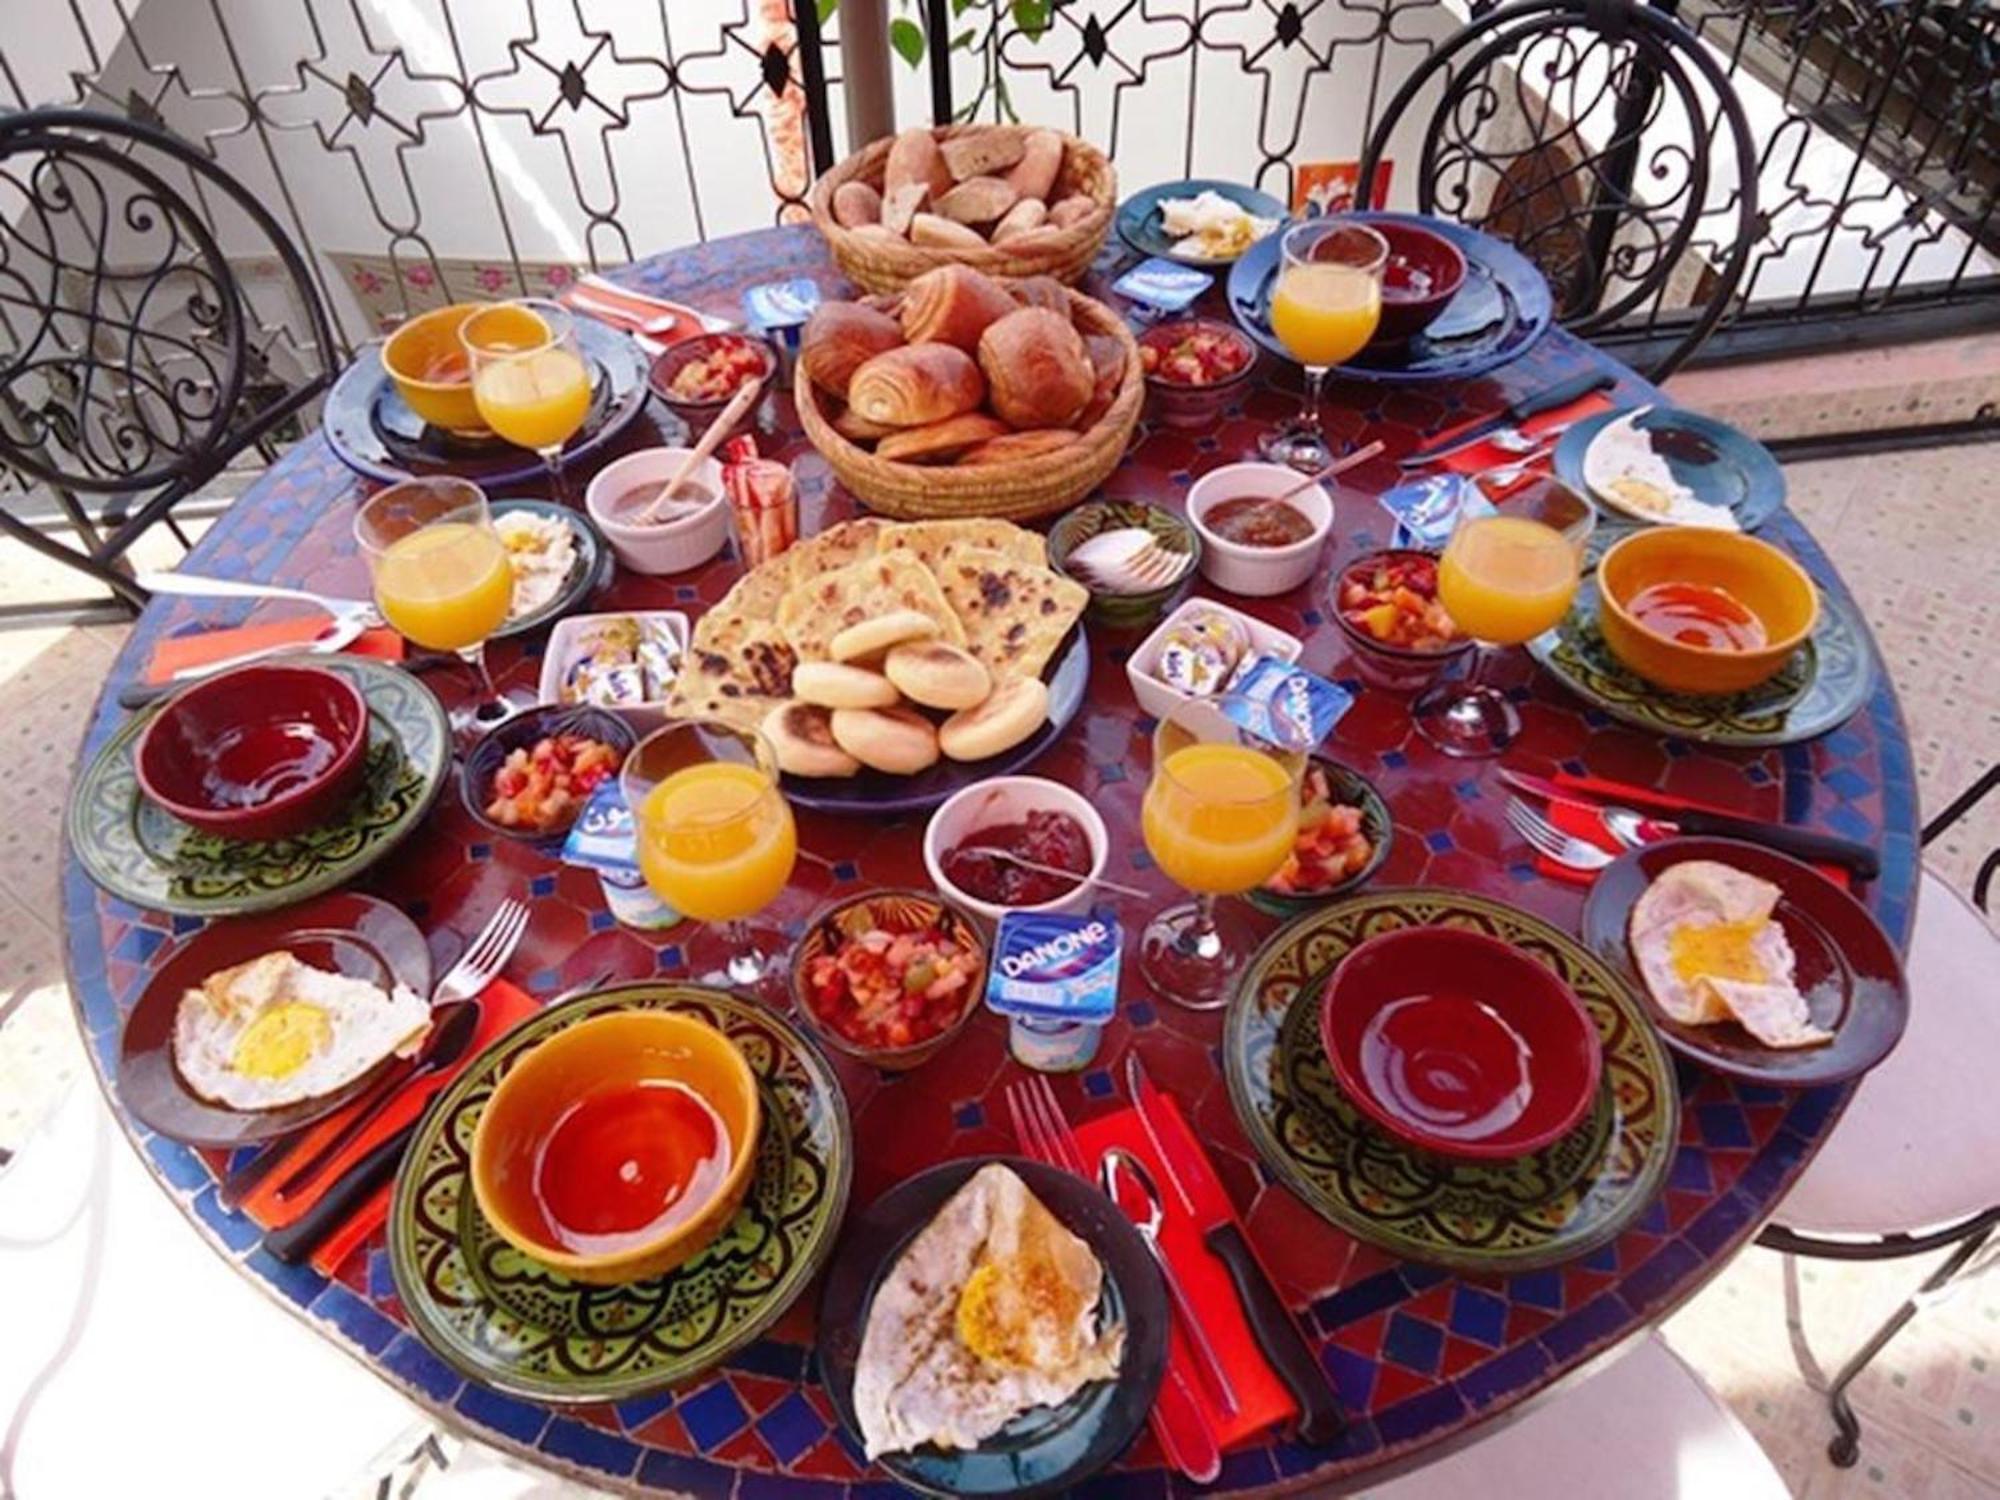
763, 701, 861, 779
793, 661, 901, 710
885, 641, 991, 711
830, 705, 941, 775
831, 609, 940, 664
938, 676, 1050, 761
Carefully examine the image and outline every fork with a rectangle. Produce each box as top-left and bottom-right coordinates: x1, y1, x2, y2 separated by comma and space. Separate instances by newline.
1505, 797, 1614, 872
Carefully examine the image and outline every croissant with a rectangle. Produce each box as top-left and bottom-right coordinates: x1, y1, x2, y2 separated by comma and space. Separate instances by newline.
876, 412, 1010, 463
977, 308, 1092, 430
800, 301, 905, 398
847, 343, 986, 427
900, 265, 1018, 352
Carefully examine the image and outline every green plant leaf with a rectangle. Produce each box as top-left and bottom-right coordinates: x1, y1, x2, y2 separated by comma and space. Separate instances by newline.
890, 16, 926, 66
951, 0, 976, 14
952, 27, 977, 48
1012, 0, 1050, 37
817, 0, 837, 22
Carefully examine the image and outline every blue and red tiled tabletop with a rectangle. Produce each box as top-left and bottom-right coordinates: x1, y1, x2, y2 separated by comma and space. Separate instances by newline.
62, 226, 1919, 1496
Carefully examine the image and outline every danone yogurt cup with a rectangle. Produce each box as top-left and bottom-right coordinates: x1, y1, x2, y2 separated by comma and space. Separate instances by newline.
985, 909, 1123, 1073
562, 779, 677, 931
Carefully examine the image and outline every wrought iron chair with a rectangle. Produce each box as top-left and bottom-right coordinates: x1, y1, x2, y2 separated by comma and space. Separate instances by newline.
1754, 765, 2000, 1467
1355, 0, 1759, 379
0, 108, 340, 618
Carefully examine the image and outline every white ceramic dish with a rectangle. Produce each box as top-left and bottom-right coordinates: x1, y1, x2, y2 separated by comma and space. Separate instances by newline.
584, 447, 729, 575
923, 776, 1109, 925
536, 609, 691, 707
1185, 462, 1335, 597
1126, 596, 1305, 742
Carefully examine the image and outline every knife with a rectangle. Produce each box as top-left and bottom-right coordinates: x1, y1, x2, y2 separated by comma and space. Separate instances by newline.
1400, 370, 1615, 467
1496, 766, 1880, 878
1126, 1055, 1345, 1447
264, 1121, 414, 1264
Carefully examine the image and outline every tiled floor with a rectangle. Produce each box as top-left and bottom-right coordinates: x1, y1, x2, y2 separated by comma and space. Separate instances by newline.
0, 444, 1993, 1497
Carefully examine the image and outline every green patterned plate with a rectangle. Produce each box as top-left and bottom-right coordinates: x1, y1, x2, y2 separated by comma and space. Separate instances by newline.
1223, 890, 1678, 1273
66, 655, 450, 917
1527, 575, 1873, 747
389, 983, 853, 1403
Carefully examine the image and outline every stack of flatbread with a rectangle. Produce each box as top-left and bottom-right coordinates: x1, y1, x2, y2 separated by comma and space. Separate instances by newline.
665, 517, 1088, 779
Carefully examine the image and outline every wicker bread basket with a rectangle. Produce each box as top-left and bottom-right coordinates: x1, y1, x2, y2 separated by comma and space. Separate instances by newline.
795, 288, 1142, 523
809, 124, 1115, 294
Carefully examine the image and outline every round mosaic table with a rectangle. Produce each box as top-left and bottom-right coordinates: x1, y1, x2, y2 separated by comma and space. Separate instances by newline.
63, 226, 1920, 1496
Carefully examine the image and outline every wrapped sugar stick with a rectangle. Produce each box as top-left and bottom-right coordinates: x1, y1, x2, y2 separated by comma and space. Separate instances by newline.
720, 434, 799, 570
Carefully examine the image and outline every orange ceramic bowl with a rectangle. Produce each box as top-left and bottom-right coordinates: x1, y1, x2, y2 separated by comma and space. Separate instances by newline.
470, 1009, 760, 1285
1597, 526, 1819, 696
380, 302, 486, 435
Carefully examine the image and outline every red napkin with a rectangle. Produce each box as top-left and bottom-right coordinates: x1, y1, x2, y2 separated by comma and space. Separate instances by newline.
1440, 392, 1616, 499
1073, 1101, 1297, 1453
236, 980, 539, 1276
145, 617, 404, 685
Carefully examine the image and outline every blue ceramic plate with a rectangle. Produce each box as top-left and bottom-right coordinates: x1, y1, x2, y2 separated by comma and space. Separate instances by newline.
324, 317, 651, 486
487, 499, 611, 640
1228, 212, 1554, 382
1555, 405, 1787, 533
817, 1155, 1168, 1499
784, 627, 1090, 817
1116, 178, 1287, 264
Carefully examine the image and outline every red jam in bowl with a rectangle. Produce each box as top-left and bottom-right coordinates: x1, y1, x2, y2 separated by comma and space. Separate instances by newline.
942, 809, 1092, 907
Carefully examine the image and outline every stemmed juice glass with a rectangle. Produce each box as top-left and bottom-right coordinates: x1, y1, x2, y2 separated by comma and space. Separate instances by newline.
1139, 715, 1307, 1011
622, 720, 798, 998
1263, 219, 1388, 472
354, 476, 517, 739
1413, 479, 1596, 757
461, 298, 592, 501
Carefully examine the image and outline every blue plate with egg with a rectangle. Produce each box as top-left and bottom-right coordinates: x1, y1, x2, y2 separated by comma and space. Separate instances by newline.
1554, 405, 1786, 533
1117, 179, 1287, 265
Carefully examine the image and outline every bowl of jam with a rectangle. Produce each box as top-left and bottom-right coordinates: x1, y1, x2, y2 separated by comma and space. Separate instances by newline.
1370, 220, 1468, 345
924, 776, 1108, 924
136, 662, 370, 842
1187, 461, 1335, 596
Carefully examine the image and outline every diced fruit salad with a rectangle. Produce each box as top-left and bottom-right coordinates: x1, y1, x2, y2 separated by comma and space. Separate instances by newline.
1140, 324, 1252, 386
484, 734, 622, 833
666, 336, 767, 402
1266, 765, 1377, 894
803, 925, 981, 1052
1338, 553, 1463, 652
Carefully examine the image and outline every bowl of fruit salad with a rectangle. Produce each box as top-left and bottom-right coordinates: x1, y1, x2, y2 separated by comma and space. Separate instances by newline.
1248, 758, 1394, 917
790, 889, 989, 1071
647, 331, 776, 438
1138, 318, 1256, 429
1332, 548, 1471, 692
461, 705, 636, 844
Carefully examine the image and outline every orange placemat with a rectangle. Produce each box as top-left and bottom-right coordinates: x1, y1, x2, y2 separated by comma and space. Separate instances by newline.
145, 617, 403, 685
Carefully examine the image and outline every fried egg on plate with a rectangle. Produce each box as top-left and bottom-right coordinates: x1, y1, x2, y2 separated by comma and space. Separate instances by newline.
173, 950, 432, 1110
1628, 860, 1832, 1048
1583, 408, 1739, 531
853, 1163, 1124, 1459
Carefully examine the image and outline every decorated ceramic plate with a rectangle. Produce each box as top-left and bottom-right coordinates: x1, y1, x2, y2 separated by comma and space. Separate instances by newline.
1581, 836, 1909, 1086
1228, 213, 1553, 382
1224, 889, 1678, 1273
1116, 178, 1287, 264
816, 1155, 1168, 1499
389, 983, 852, 1403
1245, 757, 1394, 918
488, 499, 611, 640
785, 627, 1091, 818
1527, 574, 1874, 747
1555, 406, 1786, 533
324, 317, 651, 486
119, 892, 433, 1146
67, 655, 450, 918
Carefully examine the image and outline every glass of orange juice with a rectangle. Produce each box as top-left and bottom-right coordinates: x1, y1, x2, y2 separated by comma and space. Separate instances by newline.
622, 720, 798, 996
461, 298, 593, 501
354, 476, 519, 737
1263, 219, 1388, 473
1140, 714, 1307, 1010
1413, 492, 1595, 757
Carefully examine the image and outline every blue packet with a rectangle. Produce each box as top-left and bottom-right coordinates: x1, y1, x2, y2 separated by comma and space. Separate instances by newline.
985, 909, 1122, 1026
561, 779, 677, 929
1378, 473, 1497, 550
1219, 655, 1355, 749
1111, 257, 1213, 315
742, 278, 821, 346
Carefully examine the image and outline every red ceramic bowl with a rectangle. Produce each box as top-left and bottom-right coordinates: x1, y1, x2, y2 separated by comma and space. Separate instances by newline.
1373, 221, 1468, 345
1330, 548, 1473, 693
1139, 318, 1257, 429
646, 331, 776, 435
1319, 926, 1602, 1161
136, 663, 369, 842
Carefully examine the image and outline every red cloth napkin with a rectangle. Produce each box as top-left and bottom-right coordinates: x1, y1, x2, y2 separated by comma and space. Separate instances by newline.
1440, 392, 1616, 499
1073, 1100, 1297, 1452
236, 980, 538, 1276
144, 617, 403, 684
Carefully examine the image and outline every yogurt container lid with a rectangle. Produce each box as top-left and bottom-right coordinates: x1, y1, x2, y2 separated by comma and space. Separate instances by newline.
985, 909, 1122, 1025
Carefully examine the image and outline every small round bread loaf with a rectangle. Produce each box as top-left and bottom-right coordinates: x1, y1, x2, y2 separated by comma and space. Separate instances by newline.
831, 705, 941, 775
830, 609, 938, 664
793, 661, 901, 710
762, 702, 861, 779
884, 640, 991, 710
938, 676, 1051, 762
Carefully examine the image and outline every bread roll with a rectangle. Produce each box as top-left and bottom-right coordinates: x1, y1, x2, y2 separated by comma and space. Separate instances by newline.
885, 640, 991, 710
800, 301, 905, 398
763, 702, 860, 779
993, 226, 1069, 255
830, 610, 937, 664
992, 198, 1048, 243
831, 705, 940, 775
977, 307, 1092, 430
831, 181, 882, 228
850, 222, 902, 244
956, 428, 1080, 465
793, 661, 900, 710
1006, 129, 1063, 201
935, 176, 1017, 226
848, 344, 985, 427
941, 130, 1026, 180
1048, 194, 1096, 229
876, 412, 1010, 464
880, 182, 928, 237
1008, 276, 1069, 315
900, 264, 1018, 352
939, 677, 1050, 761
884, 128, 952, 204
910, 213, 986, 250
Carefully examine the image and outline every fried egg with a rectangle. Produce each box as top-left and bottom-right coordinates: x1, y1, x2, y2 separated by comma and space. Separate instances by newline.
853, 1163, 1124, 1459
173, 950, 432, 1110
1628, 860, 1832, 1048
1583, 408, 1739, 531
1159, 190, 1276, 261
496, 511, 577, 621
